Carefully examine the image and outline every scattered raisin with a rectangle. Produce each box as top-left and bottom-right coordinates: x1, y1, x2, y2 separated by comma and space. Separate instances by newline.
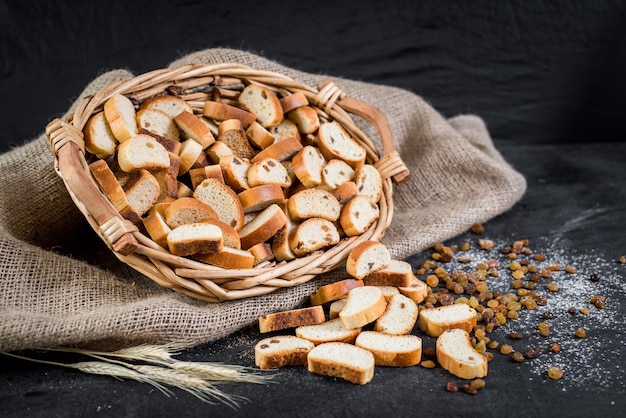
547, 367, 564, 380
538, 322, 551, 337
462, 384, 478, 395
524, 346, 541, 359
500, 344, 513, 355
471, 223, 484, 235
511, 352, 525, 363
446, 381, 459, 393
421, 360, 436, 368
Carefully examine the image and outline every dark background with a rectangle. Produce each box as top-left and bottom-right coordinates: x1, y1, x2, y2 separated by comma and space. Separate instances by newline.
1, 1, 626, 417
2, 0, 626, 151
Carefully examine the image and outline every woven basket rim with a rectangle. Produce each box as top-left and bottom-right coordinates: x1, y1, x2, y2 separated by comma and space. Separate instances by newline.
46, 62, 409, 302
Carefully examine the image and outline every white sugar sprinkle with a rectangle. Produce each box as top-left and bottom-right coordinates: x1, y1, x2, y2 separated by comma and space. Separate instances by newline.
423, 235, 625, 392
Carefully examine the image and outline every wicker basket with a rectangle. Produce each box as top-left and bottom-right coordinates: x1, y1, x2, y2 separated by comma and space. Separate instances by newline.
46, 62, 410, 302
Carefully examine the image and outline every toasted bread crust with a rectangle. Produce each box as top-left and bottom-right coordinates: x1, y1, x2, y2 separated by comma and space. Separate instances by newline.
259, 305, 326, 333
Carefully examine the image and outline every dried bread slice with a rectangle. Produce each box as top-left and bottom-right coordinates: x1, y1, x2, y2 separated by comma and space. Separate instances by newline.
310, 278, 364, 306
328, 298, 347, 319
251, 136, 303, 164
398, 276, 429, 304
307, 342, 375, 385
296, 318, 361, 345
136, 108, 180, 141
247, 158, 292, 188
238, 184, 285, 213
254, 335, 314, 370
116, 134, 170, 173
321, 159, 355, 190
139, 94, 193, 119
355, 331, 422, 367
166, 222, 223, 256
355, 163, 383, 204
84, 111, 117, 159
329, 181, 359, 204
151, 152, 180, 203
287, 105, 320, 135
292, 145, 325, 188
89, 159, 130, 212
139, 95, 193, 118
219, 154, 251, 193
418, 303, 478, 338
279, 92, 309, 113
206, 141, 234, 163
217, 118, 255, 160
248, 242, 274, 265
362, 259, 413, 288
238, 203, 287, 250
174, 110, 215, 149
193, 246, 255, 269
245, 121, 275, 149
376, 285, 401, 301
289, 218, 340, 257
373, 293, 418, 335
339, 194, 380, 237
103, 93, 137, 143
271, 119, 301, 143
123, 169, 161, 216
164, 196, 218, 229
287, 188, 340, 222
238, 84, 284, 128
201, 218, 241, 249
258, 305, 326, 333
316, 121, 366, 168
193, 178, 245, 231
202, 100, 256, 127
346, 240, 391, 280
436, 329, 488, 379
140, 129, 182, 154
339, 285, 387, 329
142, 209, 171, 248
177, 138, 204, 175
271, 215, 298, 262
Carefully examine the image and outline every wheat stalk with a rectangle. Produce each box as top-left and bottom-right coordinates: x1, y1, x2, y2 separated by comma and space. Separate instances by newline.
169, 361, 271, 384
129, 364, 245, 408
2, 343, 274, 409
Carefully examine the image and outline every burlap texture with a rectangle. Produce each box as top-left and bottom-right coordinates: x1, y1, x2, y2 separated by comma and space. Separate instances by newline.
0, 48, 526, 352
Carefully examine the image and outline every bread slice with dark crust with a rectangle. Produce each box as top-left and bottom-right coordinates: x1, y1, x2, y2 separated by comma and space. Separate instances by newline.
254, 336, 314, 370
258, 305, 326, 333
166, 222, 223, 256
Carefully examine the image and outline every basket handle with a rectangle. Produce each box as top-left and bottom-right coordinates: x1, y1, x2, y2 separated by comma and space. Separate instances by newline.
46, 118, 139, 256
316, 79, 410, 185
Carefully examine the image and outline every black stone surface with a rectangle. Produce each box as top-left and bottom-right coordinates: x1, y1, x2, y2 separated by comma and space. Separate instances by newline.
1, 2, 625, 417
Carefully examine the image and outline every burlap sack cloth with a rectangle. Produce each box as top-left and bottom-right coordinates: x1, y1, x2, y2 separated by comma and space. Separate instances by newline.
0, 48, 526, 352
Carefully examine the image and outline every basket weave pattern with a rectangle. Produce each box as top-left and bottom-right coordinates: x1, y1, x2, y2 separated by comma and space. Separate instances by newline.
46, 63, 409, 302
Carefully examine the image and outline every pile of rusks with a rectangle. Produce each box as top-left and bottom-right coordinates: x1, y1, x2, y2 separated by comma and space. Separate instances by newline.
255, 239, 488, 385
84, 83, 383, 269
